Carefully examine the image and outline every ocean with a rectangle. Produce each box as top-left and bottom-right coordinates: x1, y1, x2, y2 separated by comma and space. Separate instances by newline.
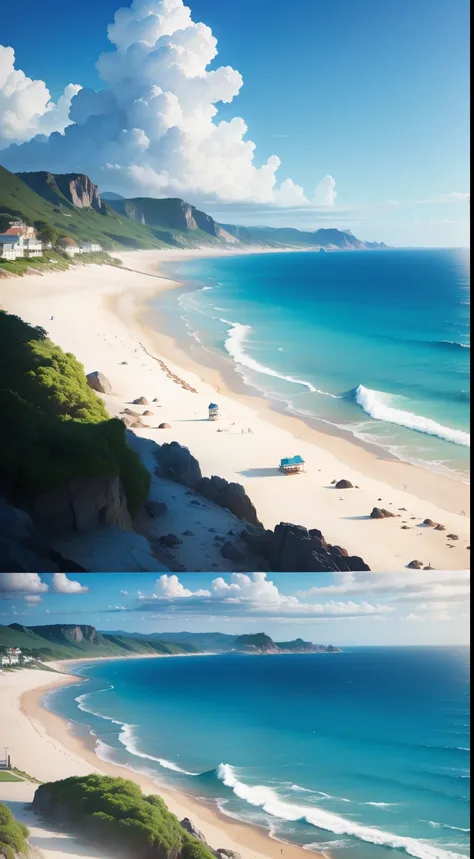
154, 248, 470, 481
46, 648, 471, 859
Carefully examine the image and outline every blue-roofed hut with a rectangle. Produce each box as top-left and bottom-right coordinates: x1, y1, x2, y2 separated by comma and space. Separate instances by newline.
279, 454, 305, 474
208, 402, 219, 421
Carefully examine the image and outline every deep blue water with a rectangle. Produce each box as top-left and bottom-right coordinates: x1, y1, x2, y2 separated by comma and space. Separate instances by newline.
155, 249, 470, 480
46, 648, 470, 859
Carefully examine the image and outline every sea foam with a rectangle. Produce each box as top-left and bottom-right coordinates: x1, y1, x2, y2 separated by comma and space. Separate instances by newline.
216, 764, 466, 859
355, 385, 470, 447
222, 320, 340, 398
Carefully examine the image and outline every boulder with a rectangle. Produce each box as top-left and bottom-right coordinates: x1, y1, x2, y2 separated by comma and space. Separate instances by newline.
370, 507, 395, 519
144, 500, 168, 519
133, 396, 149, 405
423, 518, 436, 527
435, 523, 446, 531
86, 370, 112, 394
250, 522, 371, 572
196, 475, 261, 526
407, 559, 424, 569
156, 442, 203, 488
447, 533, 459, 540
335, 479, 354, 489
180, 818, 207, 843
159, 533, 182, 548
31, 474, 132, 538
143, 410, 153, 416
158, 422, 171, 429
220, 541, 247, 564
216, 851, 241, 859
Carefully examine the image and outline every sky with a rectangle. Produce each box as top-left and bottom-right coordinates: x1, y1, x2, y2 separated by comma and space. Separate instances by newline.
0, 572, 470, 646
0, 0, 469, 247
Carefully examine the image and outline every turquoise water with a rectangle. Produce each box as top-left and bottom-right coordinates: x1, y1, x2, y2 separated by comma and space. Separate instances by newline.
155, 249, 470, 480
46, 648, 471, 859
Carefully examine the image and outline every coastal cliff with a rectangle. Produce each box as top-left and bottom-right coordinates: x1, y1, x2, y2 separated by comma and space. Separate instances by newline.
17, 171, 107, 214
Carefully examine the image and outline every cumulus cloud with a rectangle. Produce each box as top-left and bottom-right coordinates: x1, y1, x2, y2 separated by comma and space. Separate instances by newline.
51, 573, 89, 594
0, 46, 80, 147
0, 573, 48, 595
131, 573, 393, 619
0, 0, 335, 209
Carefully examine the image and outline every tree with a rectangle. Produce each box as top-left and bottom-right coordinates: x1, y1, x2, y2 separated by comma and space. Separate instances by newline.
35, 223, 58, 247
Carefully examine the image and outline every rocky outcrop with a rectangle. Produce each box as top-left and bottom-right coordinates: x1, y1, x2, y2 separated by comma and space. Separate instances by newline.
29, 474, 132, 538
155, 441, 203, 487
335, 479, 354, 489
180, 819, 207, 842
107, 196, 220, 238
196, 476, 261, 526
370, 507, 395, 519
18, 171, 106, 213
242, 522, 371, 571
86, 370, 113, 394
0, 494, 86, 572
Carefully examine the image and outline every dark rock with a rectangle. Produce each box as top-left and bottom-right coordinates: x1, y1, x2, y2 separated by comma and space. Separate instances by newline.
335, 479, 354, 489
447, 534, 459, 540
401, 525, 411, 530
158, 422, 171, 429
180, 818, 207, 843
31, 474, 132, 538
220, 541, 247, 563
86, 370, 112, 394
216, 851, 242, 859
196, 475, 261, 526
144, 500, 168, 519
133, 396, 149, 405
123, 408, 140, 416
370, 507, 395, 519
435, 524, 446, 531
330, 479, 337, 485
143, 410, 153, 416
153, 397, 160, 402
423, 518, 436, 527
407, 559, 424, 569
120, 361, 128, 365
156, 442, 202, 488
159, 533, 182, 548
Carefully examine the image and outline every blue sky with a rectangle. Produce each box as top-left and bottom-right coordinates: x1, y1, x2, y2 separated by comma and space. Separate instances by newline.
0, 573, 469, 645
0, 0, 469, 246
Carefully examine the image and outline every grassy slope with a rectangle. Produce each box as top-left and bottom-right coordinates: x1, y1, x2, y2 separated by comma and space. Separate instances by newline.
0, 624, 198, 660
0, 166, 166, 250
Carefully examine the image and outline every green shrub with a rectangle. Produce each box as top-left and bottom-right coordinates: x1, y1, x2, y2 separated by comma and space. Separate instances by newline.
33, 775, 216, 859
0, 803, 29, 858
0, 311, 150, 516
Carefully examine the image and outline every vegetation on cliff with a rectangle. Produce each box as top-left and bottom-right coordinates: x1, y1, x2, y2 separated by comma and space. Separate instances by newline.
0, 311, 150, 516
0, 623, 198, 661
0, 803, 29, 859
32, 775, 216, 859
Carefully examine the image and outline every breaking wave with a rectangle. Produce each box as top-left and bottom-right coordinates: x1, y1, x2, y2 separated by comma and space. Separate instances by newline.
216, 764, 466, 859
118, 723, 199, 776
354, 385, 470, 447
222, 320, 340, 398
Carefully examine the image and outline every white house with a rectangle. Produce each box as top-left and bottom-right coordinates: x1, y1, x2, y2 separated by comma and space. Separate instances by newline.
0, 223, 44, 260
0, 235, 23, 260
79, 241, 102, 253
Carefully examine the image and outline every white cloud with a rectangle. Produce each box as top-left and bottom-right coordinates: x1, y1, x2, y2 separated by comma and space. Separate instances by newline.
51, 573, 89, 594
120, 590, 129, 596
0, 573, 48, 594
414, 191, 470, 204
24, 595, 42, 604
0, 1, 335, 209
153, 574, 210, 598
297, 572, 470, 604
137, 573, 393, 619
0, 46, 81, 147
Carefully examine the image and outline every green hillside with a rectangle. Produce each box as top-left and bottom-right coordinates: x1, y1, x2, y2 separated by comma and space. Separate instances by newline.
0, 624, 199, 661
0, 166, 165, 250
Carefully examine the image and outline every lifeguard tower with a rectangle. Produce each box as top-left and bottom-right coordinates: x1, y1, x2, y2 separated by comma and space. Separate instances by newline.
279, 455, 305, 474
208, 402, 219, 421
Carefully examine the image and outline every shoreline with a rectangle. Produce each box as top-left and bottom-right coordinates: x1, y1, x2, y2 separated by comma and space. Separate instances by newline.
3, 666, 325, 859
0, 246, 470, 570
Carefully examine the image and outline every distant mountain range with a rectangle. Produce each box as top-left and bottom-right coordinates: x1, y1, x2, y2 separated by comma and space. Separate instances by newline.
0, 624, 340, 660
0, 165, 387, 252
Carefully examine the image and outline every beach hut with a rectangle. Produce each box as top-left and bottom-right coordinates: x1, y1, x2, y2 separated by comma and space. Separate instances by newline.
279, 455, 305, 475
208, 402, 219, 421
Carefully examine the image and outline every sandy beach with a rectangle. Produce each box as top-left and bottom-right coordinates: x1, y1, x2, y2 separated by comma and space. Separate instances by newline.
0, 665, 324, 859
0, 247, 470, 570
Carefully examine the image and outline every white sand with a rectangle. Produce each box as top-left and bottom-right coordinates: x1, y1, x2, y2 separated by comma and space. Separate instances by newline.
0, 248, 470, 570
0, 667, 320, 859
